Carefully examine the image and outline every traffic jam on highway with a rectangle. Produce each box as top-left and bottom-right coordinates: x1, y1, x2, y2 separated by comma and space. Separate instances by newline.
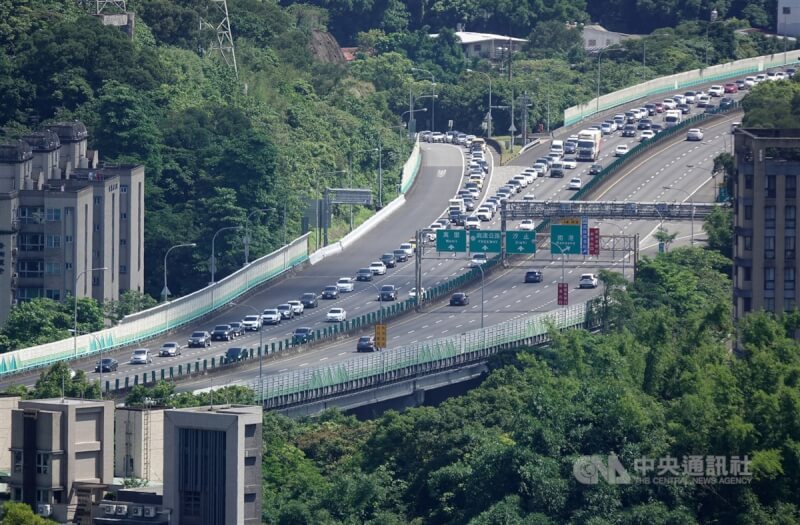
71, 67, 792, 387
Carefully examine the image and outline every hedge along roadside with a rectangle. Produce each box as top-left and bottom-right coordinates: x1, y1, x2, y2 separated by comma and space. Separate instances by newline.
0, 234, 310, 377
564, 52, 796, 126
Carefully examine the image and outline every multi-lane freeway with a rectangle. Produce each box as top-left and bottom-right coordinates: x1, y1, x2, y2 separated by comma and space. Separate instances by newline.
0, 77, 749, 392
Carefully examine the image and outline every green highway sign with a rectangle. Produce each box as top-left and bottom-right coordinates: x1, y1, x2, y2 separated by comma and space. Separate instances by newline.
507, 231, 537, 254
469, 230, 502, 253
436, 229, 467, 252
550, 225, 582, 255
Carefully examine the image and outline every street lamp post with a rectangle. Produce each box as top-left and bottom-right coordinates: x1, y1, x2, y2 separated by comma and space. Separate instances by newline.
401, 107, 427, 139
467, 69, 493, 137
412, 67, 436, 131
163, 243, 196, 301
552, 242, 568, 325
210, 227, 241, 284
476, 263, 485, 329
231, 302, 265, 403
663, 186, 695, 245
73, 266, 107, 359
706, 9, 719, 67
596, 221, 627, 278
596, 49, 604, 115
243, 208, 269, 265
70, 329, 103, 397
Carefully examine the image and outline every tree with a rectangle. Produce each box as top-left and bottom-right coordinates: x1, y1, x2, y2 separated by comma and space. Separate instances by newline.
654, 227, 678, 252
597, 269, 628, 331
104, 290, 158, 324
741, 80, 800, 128
703, 207, 733, 259
0, 502, 55, 524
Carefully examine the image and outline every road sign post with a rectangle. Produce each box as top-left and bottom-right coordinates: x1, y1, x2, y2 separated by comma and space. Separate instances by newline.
589, 228, 600, 256
469, 230, 502, 253
506, 231, 537, 254
375, 323, 387, 349
550, 225, 582, 255
557, 282, 569, 306
436, 230, 467, 252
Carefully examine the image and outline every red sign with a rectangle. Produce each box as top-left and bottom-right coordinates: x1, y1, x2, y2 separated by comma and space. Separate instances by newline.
589, 227, 600, 256
557, 282, 569, 306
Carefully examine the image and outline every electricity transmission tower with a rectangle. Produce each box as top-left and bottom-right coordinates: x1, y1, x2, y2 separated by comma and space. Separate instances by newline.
199, 0, 239, 78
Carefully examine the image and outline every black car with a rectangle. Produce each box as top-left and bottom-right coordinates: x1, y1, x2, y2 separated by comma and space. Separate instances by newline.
379, 285, 398, 301
525, 270, 543, 283
380, 253, 397, 268
622, 125, 636, 137
637, 119, 653, 130
95, 358, 118, 372
704, 104, 718, 113
449, 292, 469, 306
187, 331, 212, 348
463, 198, 476, 211
449, 210, 466, 226
292, 327, 314, 344
356, 268, 373, 281
677, 104, 691, 115
300, 292, 318, 308
735, 79, 748, 90
223, 347, 248, 363
644, 103, 656, 115
228, 321, 245, 337
393, 249, 409, 263
719, 97, 734, 109
211, 324, 235, 341
651, 123, 664, 133
321, 285, 339, 299
564, 141, 577, 154
357, 336, 376, 352
589, 164, 603, 175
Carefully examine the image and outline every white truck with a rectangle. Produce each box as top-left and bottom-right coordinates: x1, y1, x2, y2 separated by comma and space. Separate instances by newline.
576, 129, 602, 161
448, 198, 465, 214
664, 109, 682, 128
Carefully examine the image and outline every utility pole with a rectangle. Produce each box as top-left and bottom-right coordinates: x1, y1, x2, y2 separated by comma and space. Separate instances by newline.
500, 199, 508, 267
377, 138, 383, 208
522, 92, 529, 147
414, 229, 423, 312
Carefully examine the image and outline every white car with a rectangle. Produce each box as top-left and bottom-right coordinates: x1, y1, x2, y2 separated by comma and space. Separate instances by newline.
130, 348, 152, 365
683, 91, 697, 103
287, 300, 305, 315
512, 175, 529, 188
518, 219, 535, 231
744, 76, 756, 86
326, 307, 347, 322
672, 94, 686, 105
241, 315, 262, 331
523, 193, 537, 202
476, 207, 493, 221
262, 309, 282, 324
708, 85, 724, 97
399, 242, 414, 256
640, 130, 655, 142
661, 99, 677, 110
159, 342, 182, 357
409, 287, 426, 299
336, 277, 355, 292
696, 94, 710, 106
568, 177, 582, 190
755, 73, 768, 83
547, 151, 562, 162
470, 253, 488, 267
686, 128, 704, 141
560, 158, 577, 169
369, 261, 387, 275
465, 216, 481, 230
615, 144, 629, 156
579, 273, 599, 288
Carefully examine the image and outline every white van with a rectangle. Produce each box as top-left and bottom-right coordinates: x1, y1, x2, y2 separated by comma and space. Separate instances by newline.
549, 140, 564, 156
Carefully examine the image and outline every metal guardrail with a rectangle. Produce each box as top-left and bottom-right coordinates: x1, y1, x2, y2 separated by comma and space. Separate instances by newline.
505, 200, 721, 221
254, 300, 598, 408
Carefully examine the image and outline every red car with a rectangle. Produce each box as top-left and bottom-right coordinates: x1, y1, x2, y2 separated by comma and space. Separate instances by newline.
653, 102, 664, 113
724, 83, 738, 94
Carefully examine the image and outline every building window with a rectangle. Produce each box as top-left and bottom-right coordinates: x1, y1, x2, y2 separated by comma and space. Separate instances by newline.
18, 233, 44, 252
45, 208, 61, 222
181, 491, 202, 518
17, 287, 43, 300
13, 451, 22, 472
473, 44, 481, 52
787, 236, 796, 259
787, 206, 796, 229
36, 453, 49, 474
744, 297, 752, 312
12, 488, 21, 501
745, 174, 753, 190
65, 235, 73, 244
121, 212, 128, 221
36, 489, 48, 504
766, 206, 776, 229
766, 236, 776, 259
94, 224, 101, 232
744, 267, 752, 281
784, 6, 791, 15
120, 239, 127, 246
18, 206, 44, 224
18, 260, 44, 278
45, 262, 60, 275
121, 185, 128, 193
785, 298, 795, 311
65, 262, 73, 270
765, 297, 775, 312
588, 39, 597, 47
93, 196, 101, 205
92, 276, 99, 286
45, 234, 61, 249
785, 268, 795, 291
766, 175, 776, 198
45, 289, 60, 300
120, 265, 127, 274
744, 236, 752, 250
745, 205, 753, 220
787, 176, 797, 198
765, 267, 775, 290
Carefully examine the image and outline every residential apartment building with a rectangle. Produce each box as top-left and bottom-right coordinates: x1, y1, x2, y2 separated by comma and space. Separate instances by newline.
3, 398, 115, 523
163, 405, 262, 525
0, 121, 144, 324
733, 128, 800, 321
778, 0, 800, 38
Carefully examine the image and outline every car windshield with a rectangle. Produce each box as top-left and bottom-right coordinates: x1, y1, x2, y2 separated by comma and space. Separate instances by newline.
278, 305, 290, 310
163, 343, 177, 347
191, 332, 205, 337
329, 308, 343, 313
134, 349, 147, 355
302, 293, 315, 299
358, 269, 370, 274
295, 328, 310, 334
324, 286, 336, 291
381, 285, 394, 292
244, 315, 259, 321
358, 336, 372, 343
214, 325, 229, 330
100, 359, 114, 364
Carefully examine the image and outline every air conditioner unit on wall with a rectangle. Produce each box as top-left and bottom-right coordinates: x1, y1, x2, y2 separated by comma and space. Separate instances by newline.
143, 506, 156, 518
101, 504, 116, 515
130, 506, 143, 517
36, 504, 51, 517
115, 504, 127, 515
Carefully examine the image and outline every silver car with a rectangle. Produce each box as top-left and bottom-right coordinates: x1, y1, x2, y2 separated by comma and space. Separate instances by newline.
130, 348, 152, 364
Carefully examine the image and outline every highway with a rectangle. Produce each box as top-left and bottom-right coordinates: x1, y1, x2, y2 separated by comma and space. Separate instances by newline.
0, 76, 750, 391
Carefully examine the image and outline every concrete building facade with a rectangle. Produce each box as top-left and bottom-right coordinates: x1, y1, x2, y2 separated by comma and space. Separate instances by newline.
778, 0, 800, 38
114, 407, 164, 484
430, 31, 527, 60
580, 24, 641, 51
163, 405, 262, 525
0, 121, 145, 324
3, 398, 115, 523
733, 128, 800, 321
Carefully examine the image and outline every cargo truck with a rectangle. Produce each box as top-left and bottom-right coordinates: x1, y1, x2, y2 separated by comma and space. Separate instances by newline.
576, 129, 602, 161
664, 109, 681, 128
